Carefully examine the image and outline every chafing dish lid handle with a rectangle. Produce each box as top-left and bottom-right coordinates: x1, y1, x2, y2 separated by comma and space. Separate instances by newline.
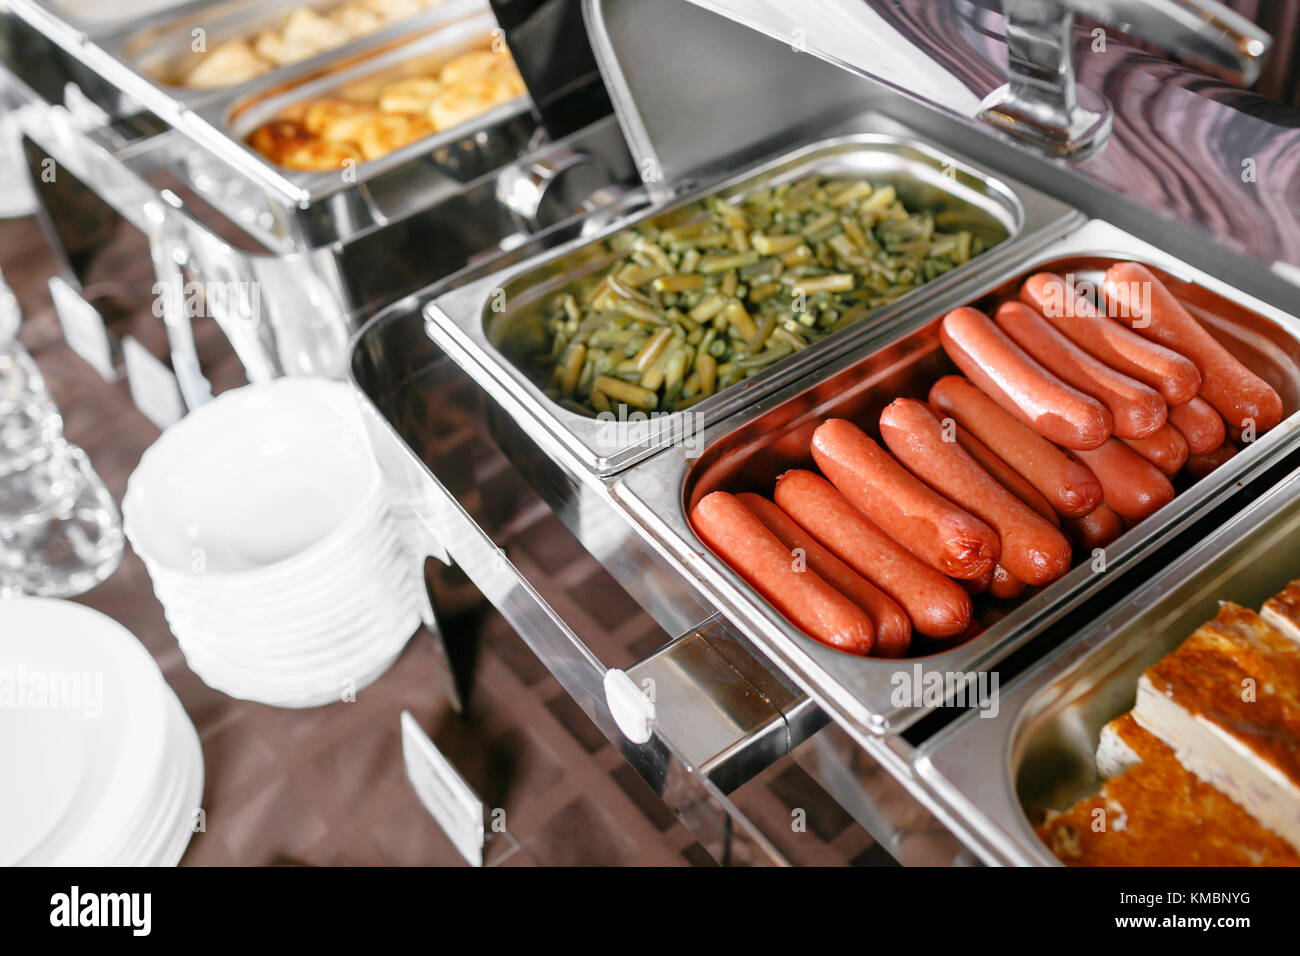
604, 668, 654, 744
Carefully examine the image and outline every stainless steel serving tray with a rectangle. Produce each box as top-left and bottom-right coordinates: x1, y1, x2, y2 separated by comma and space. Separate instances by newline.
5, 0, 526, 249
220, 14, 531, 195
424, 114, 1079, 476
914, 461, 1300, 866
612, 218, 1300, 740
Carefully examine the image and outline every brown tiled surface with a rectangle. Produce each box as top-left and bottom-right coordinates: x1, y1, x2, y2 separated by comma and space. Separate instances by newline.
5, 209, 893, 867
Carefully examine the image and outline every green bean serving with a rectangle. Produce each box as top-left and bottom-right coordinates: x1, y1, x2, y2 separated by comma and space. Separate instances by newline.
524, 174, 985, 415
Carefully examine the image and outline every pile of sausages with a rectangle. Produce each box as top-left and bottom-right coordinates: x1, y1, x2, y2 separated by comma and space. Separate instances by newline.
691, 263, 1284, 658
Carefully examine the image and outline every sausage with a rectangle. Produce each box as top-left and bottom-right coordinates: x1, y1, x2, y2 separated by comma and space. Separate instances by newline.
1019, 271, 1201, 405
878, 398, 1071, 586
938, 411, 1060, 526
773, 469, 973, 639
1072, 439, 1175, 523
1064, 504, 1125, 553
1185, 440, 1239, 479
960, 567, 993, 595
1102, 262, 1283, 432
1167, 396, 1227, 455
988, 565, 1026, 600
1121, 423, 1188, 477
810, 418, 999, 580
940, 306, 1112, 450
993, 300, 1166, 440
929, 375, 1103, 519
691, 491, 875, 654
737, 492, 910, 657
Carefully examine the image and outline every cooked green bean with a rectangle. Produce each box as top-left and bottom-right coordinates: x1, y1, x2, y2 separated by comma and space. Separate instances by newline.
519, 174, 987, 414
633, 327, 674, 374
594, 375, 658, 409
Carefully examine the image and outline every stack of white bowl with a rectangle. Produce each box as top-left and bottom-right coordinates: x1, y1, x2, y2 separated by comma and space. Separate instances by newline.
0, 598, 203, 866
123, 379, 425, 708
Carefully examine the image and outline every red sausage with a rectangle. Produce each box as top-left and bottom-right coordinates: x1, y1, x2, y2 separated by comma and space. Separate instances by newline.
811, 418, 999, 580
878, 398, 1071, 586
1064, 504, 1125, 553
994, 300, 1166, 440
1122, 423, 1188, 477
937, 411, 1060, 526
988, 565, 1026, 600
940, 306, 1112, 450
1167, 396, 1227, 455
961, 568, 993, 595
774, 470, 972, 639
929, 375, 1103, 519
1185, 440, 1239, 479
1102, 262, 1283, 432
1019, 271, 1201, 405
691, 491, 875, 654
737, 493, 910, 657
1072, 439, 1175, 523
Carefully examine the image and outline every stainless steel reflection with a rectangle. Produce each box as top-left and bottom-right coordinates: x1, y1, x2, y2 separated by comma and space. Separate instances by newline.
916, 463, 1300, 866
632, 0, 1300, 290
979, 0, 1268, 158
613, 218, 1300, 738
350, 296, 802, 865
426, 117, 1078, 475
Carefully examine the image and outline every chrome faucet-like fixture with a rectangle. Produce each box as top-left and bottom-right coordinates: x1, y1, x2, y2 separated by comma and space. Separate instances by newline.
979, 0, 1272, 158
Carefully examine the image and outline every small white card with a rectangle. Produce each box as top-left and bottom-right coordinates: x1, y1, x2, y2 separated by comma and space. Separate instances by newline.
123, 336, 185, 429
400, 710, 485, 866
49, 277, 116, 381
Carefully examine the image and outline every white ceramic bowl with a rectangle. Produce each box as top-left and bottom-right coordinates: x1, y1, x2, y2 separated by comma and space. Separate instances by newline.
123, 379, 378, 582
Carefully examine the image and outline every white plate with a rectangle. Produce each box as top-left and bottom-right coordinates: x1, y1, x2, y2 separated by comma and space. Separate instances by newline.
136, 487, 392, 603
158, 547, 419, 653
178, 594, 419, 685
172, 591, 420, 676
0, 599, 169, 866
146, 518, 409, 630
179, 605, 419, 708
120, 687, 203, 867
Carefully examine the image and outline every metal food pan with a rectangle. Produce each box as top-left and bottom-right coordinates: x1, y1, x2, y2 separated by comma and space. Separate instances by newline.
914, 461, 1300, 866
123, 0, 453, 89
222, 9, 530, 186
611, 218, 1300, 740
424, 115, 1079, 476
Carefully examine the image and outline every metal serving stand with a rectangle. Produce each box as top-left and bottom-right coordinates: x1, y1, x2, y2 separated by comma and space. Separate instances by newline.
353, 0, 1300, 866
9, 0, 1300, 866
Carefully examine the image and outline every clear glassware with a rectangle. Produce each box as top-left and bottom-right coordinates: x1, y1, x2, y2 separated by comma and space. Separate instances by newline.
0, 270, 124, 599
0, 442, 124, 597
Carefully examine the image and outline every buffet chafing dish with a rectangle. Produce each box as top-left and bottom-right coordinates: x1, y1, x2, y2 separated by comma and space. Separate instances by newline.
13, 0, 1300, 867
4, 0, 542, 249
916, 462, 1300, 865
351, 0, 1300, 865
